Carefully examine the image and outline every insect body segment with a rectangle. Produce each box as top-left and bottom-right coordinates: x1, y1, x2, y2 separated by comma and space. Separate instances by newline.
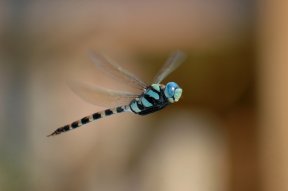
129, 83, 178, 116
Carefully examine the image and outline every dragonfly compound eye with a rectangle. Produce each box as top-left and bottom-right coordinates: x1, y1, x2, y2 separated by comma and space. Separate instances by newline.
164, 82, 182, 103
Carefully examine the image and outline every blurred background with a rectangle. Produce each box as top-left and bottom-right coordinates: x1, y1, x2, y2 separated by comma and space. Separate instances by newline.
0, 0, 287, 191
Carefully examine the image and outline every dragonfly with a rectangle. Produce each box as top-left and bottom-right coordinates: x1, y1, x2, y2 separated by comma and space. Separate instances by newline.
48, 51, 186, 137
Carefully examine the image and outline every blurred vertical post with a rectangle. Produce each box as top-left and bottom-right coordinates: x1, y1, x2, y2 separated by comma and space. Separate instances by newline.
259, 0, 288, 191
1, 0, 30, 190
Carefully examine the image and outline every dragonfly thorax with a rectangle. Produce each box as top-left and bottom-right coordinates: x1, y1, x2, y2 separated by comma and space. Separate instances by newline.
129, 84, 168, 115
129, 82, 182, 116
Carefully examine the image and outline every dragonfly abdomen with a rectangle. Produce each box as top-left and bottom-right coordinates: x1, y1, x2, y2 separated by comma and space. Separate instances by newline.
48, 106, 128, 137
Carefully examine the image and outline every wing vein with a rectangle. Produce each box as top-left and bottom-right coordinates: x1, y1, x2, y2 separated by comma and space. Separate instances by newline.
68, 80, 138, 107
89, 51, 147, 89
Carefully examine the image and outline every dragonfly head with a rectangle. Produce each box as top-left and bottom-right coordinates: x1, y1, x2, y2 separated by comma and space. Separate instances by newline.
164, 82, 182, 103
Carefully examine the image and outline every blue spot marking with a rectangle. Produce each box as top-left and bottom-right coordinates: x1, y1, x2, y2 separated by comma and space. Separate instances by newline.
131, 102, 141, 112
146, 90, 159, 100
151, 84, 161, 92
141, 97, 153, 107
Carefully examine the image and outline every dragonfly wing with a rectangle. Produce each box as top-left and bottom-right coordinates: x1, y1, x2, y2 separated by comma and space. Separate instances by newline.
89, 51, 148, 90
153, 51, 186, 84
68, 80, 138, 108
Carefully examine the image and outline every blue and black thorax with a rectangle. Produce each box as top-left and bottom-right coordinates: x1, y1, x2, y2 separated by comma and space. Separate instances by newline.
129, 84, 169, 115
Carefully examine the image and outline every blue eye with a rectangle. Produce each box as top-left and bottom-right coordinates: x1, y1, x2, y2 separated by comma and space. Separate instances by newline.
164, 82, 179, 98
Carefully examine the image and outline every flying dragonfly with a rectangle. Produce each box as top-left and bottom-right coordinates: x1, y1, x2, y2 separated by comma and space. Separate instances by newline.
48, 51, 186, 137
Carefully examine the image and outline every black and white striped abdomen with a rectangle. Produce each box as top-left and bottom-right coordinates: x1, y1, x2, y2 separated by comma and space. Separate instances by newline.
48, 105, 128, 136
129, 84, 169, 115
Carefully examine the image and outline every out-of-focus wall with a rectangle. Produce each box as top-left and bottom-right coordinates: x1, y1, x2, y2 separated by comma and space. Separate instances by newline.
0, 1, 258, 191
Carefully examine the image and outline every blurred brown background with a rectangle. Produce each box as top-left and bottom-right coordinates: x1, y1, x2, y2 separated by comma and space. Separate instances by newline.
0, 0, 287, 191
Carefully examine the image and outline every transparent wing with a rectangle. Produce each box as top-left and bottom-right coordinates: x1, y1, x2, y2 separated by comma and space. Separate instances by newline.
89, 51, 148, 90
153, 50, 186, 84
68, 80, 139, 108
